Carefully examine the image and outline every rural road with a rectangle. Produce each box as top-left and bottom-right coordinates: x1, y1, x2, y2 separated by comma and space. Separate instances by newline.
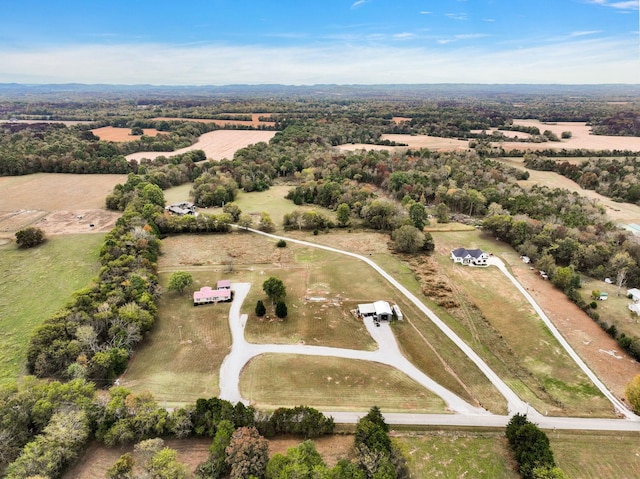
217, 226, 640, 431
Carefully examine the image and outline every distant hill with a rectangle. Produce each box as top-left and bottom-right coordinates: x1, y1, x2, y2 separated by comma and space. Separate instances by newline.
0, 82, 639, 101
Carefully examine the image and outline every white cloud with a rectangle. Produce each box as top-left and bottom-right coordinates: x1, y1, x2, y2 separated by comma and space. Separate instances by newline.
351, 0, 367, 9
445, 13, 468, 20
419, 11, 432, 14
570, 30, 602, 36
393, 32, 416, 40
586, 0, 639, 9
0, 37, 636, 85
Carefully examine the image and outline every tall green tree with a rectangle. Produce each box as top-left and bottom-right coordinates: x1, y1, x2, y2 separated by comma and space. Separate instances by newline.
168, 271, 194, 294
408, 202, 428, 230
263, 277, 286, 305
626, 374, 640, 414
336, 203, 351, 227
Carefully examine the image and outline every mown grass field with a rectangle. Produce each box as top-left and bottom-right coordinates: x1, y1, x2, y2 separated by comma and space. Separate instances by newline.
397, 431, 518, 479
119, 270, 233, 407
551, 430, 640, 479
0, 234, 104, 383
240, 353, 448, 412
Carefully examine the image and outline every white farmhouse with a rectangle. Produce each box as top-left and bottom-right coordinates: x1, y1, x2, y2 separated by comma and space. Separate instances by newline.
450, 247, 489, 266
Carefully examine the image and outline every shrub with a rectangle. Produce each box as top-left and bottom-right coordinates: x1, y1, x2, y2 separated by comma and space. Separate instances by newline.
255, 300, 266, 317
276, 239, 287, 248
275, 302, 288, 319
15, 227, 46, 248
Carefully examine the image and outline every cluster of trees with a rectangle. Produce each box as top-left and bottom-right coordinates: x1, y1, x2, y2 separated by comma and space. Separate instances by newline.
257, 277, 288, 319
191, 172, 239, 207
524, 154, 640, 204
0, 377, 336, 478
505, 414, 567, 479
27, 179, 163, 385
0, 119, 220, 176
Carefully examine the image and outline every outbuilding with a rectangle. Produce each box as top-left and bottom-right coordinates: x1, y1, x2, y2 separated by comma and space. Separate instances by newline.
627, 288, 640, 302
357, 300, 393, 321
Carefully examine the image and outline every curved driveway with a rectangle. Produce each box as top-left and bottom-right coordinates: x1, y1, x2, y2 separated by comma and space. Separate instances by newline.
218, 226, 639, 430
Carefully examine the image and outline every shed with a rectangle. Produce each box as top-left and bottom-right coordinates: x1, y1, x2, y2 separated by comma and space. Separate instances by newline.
217, 279, 231, 290
392, 304, 403, 321
357, 301, 393, 321
627, 288, 640, 302
629, 303, 640, 315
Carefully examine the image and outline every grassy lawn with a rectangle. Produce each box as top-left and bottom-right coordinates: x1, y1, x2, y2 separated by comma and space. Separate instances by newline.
119, 271, 233, 407
240, 353, 448, 413
397, 431, 518, 479
551, 430, 640, 479
0, 234, 104, 383
579, 277, 640, 339
429, 229, 614, 417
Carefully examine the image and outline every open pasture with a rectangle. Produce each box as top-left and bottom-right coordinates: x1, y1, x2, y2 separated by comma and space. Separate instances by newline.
399, 431, 518, 479
551, 430, 640, 479
240, 353, 448, 413
0, 234, 104, 382
125, 129, 277, 162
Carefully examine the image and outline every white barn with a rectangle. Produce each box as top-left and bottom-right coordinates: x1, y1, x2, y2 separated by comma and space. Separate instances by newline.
357, 301, 393, 321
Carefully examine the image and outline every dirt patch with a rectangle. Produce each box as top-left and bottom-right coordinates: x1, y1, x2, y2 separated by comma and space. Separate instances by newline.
91, 126, 160, 142
126, 130, 277, 162
34, 209, 121, 235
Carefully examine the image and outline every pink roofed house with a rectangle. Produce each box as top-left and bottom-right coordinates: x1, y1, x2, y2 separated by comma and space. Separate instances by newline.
193, 283, 232, 305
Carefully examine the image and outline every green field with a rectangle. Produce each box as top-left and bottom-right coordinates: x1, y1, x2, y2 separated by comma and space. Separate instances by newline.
0, 234, 104, 383
551, 430, 640, 479
119, 270, 233, 407
397, 431, 518, 479
241, 353, 448, 412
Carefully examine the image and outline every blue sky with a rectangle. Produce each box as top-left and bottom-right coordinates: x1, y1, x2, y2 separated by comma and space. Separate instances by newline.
0, 0, 638, 84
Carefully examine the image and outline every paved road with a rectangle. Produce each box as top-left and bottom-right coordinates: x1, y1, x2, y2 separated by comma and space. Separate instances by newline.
218, 226, 640, 431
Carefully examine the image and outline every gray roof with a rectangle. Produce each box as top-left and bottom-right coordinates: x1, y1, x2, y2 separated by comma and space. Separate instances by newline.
451, 247, 485, 259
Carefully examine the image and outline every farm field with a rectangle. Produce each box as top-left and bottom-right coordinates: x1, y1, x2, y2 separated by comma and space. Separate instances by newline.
240, 354, 448, 413
340, 120, 640, 155
0, 173, 125, 235
0, 234, 105, 382
90, 126, 160, 141
399, 431, 518, 479
125, 129, 277, 162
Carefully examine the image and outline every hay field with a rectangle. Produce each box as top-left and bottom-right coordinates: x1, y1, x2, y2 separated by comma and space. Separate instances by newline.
126, 129, 277, 162
91, 126, 160, 142
0, 173, 125, 235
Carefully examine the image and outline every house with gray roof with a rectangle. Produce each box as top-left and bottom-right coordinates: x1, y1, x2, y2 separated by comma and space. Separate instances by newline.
450, 247, 489, 266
